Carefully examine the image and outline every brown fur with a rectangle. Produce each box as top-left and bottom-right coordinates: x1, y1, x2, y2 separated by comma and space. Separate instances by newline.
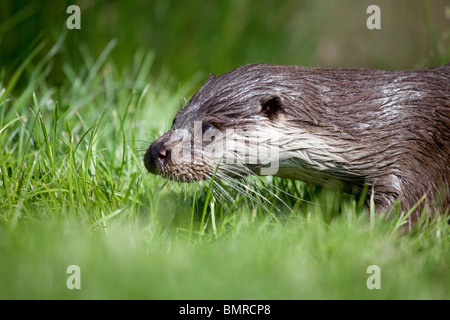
145, 63, 450, 226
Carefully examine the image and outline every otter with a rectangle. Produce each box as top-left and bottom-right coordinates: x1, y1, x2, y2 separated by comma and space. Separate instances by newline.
144, 63, 450, 228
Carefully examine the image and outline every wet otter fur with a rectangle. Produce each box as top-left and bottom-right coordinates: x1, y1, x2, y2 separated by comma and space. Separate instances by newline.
145, 63, 450, 228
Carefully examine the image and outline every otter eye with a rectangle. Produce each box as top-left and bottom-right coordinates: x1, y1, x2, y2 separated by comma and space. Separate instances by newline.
261, 96, 283, 118
202, 124, 215, 134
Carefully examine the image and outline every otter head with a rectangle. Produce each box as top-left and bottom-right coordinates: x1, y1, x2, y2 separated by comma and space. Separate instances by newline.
144, 64, 347, 184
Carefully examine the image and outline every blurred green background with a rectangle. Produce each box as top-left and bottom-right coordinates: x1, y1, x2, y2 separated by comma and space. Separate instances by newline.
1, 0, 449, 300
1, 0, 449, 91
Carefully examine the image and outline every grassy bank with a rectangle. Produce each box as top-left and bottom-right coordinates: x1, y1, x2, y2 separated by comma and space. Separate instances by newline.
1, 212, 448, 299
1, 0, 449, 300
0, 36, 449, 299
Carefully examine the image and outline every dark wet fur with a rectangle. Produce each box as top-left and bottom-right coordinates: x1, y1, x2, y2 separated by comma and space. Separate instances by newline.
148, 63, 450, 226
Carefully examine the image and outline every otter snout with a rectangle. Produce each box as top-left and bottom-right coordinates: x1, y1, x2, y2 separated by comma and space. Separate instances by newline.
144, 140, 171, 174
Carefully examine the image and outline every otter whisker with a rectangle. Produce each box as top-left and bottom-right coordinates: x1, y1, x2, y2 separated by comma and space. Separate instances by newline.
217, 168, 279, 213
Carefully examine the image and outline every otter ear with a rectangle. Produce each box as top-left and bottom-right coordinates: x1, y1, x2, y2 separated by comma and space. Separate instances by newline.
260, 96, 283, 118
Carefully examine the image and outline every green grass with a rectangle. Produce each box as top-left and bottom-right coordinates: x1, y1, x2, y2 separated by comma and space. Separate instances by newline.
1, 1, 450, 300
0, 35, 449, 300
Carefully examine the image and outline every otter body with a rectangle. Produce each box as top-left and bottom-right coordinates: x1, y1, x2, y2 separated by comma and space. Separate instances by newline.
145, 63, 450, 226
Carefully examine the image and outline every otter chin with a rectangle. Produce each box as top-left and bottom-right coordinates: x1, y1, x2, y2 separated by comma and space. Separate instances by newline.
144, 63, 450, 228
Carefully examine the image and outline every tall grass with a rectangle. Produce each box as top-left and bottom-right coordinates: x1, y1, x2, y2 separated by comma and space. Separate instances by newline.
0, 1, 449, 300
0, 35, 448, 299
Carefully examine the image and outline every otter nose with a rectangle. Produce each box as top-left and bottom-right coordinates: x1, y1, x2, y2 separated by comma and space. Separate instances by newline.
144, 141, 171, 174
